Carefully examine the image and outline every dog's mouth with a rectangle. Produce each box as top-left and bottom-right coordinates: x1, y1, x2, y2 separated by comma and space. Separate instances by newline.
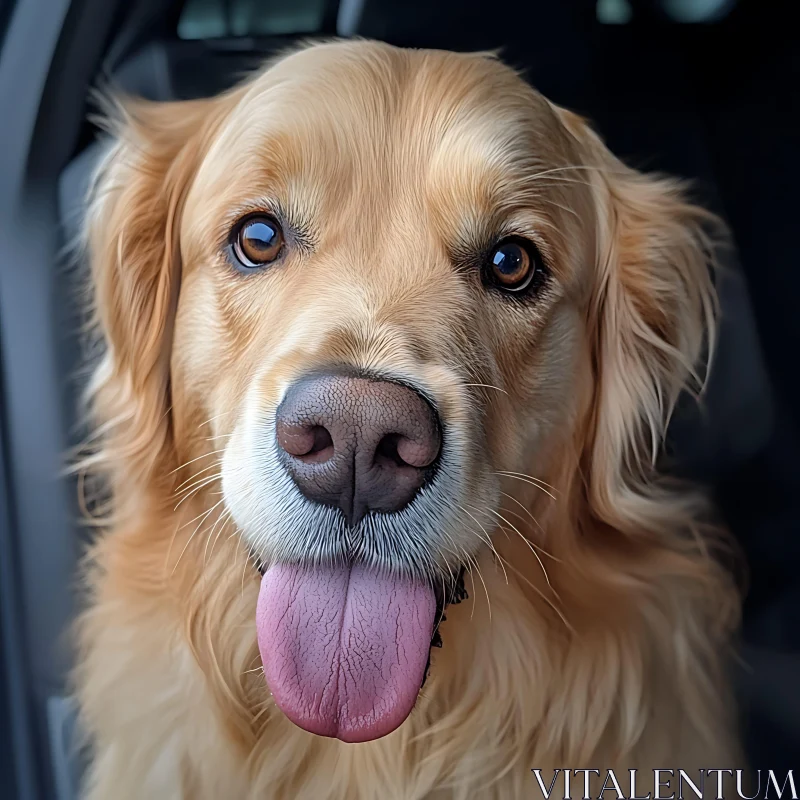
255, 560, 466, 743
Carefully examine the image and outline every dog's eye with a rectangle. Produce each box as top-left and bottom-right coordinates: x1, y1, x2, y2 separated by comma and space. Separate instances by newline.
231, 215, 284, 269
486, 239, 543, 293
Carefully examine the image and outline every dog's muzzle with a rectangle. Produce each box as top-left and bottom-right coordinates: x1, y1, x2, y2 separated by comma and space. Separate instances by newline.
256, 370, 450, 743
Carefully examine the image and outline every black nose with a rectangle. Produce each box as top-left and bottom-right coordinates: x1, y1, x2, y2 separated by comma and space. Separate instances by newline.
274, 373, 441, 526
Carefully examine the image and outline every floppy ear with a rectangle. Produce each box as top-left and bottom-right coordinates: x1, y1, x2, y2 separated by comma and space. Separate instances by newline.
563, 112, 721, 530
83, 96, 221, 505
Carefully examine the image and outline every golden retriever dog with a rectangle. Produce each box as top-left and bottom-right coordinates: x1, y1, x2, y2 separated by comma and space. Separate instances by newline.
75, 39, 742, 799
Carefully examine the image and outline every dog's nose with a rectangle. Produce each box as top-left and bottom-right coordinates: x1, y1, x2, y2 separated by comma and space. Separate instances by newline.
275, 374, 441, 526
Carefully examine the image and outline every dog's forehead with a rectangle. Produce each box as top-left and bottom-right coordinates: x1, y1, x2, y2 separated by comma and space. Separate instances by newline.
195, 43, 573, 213
237, 42, 555, 146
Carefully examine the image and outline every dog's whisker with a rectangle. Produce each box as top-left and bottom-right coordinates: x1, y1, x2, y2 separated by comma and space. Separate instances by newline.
444, 516, 494, 623
495, 471, 557, 500
497, 491, 559, 553
174, 460, 225, 491
171, 498, 226, 576
463, 382, 508, 395
203, 507, 232, 567
175, 462, 224, 486
225, 525, 242, 543
501, 558, 574, 635
466, 509, 561, 602
241, 537, 256, 597
204, 432, 235, 443
477, 505, 557, 595
163, 508, 188, 579
197, 409, 238, 429
173, 473, 222, 504
468, 501, 557, 583
465, 553, 492, 622
177, 489, 226, 528
436, 525, 473, 577
493, 501, 540, 533
467, 503, 530, 560
495, 470, 557, 492
168, 448, 226, 476
495, 502, 562, 565
459, 503, 566, 629
173, 475, 221, 525
172, 484, 219, 513
173, 473, 224, 510
213, 508, 235, 552
234, 527, 249, 573
457, 505, 508, 586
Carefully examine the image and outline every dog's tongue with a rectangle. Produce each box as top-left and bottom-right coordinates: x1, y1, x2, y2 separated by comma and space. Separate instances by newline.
257, 563, 436, 743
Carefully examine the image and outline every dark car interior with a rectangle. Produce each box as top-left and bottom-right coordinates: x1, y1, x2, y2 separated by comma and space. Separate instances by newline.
0, 0, 797, 796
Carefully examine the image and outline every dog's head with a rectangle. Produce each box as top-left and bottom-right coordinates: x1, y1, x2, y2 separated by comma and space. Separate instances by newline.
85, 41, 717, 743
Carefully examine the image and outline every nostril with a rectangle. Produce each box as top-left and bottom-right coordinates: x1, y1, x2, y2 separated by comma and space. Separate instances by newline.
375, 433, 408, 469
376, 433, 438, 470
303, 426, 334, 463
276, 422, 334, 463
396, 435, 438, 468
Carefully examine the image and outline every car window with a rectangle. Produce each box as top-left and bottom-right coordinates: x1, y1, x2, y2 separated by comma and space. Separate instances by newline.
178, 0, 328, 39
597, 0, 737, 24
1, 1, 17, 49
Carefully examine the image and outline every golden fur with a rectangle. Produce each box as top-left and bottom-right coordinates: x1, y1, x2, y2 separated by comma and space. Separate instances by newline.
75, 40, 741, 799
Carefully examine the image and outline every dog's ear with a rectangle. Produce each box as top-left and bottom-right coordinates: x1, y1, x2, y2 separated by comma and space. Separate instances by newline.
84, 96, 223, 501
559, 110, 721, 529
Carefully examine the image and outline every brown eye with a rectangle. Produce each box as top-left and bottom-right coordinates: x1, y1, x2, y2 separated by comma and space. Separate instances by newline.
487, 239, 540, 292
231, 215, 284, 269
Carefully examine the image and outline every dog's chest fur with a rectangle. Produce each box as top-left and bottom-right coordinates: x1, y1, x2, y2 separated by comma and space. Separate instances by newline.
78, 520, 737, 800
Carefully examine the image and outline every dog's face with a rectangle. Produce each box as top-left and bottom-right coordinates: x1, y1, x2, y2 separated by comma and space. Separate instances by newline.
174, 45, 592, 578
87, 41, 715, 745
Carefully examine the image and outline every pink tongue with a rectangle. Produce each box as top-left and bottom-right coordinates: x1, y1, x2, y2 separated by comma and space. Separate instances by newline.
257, 563, 436, 743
